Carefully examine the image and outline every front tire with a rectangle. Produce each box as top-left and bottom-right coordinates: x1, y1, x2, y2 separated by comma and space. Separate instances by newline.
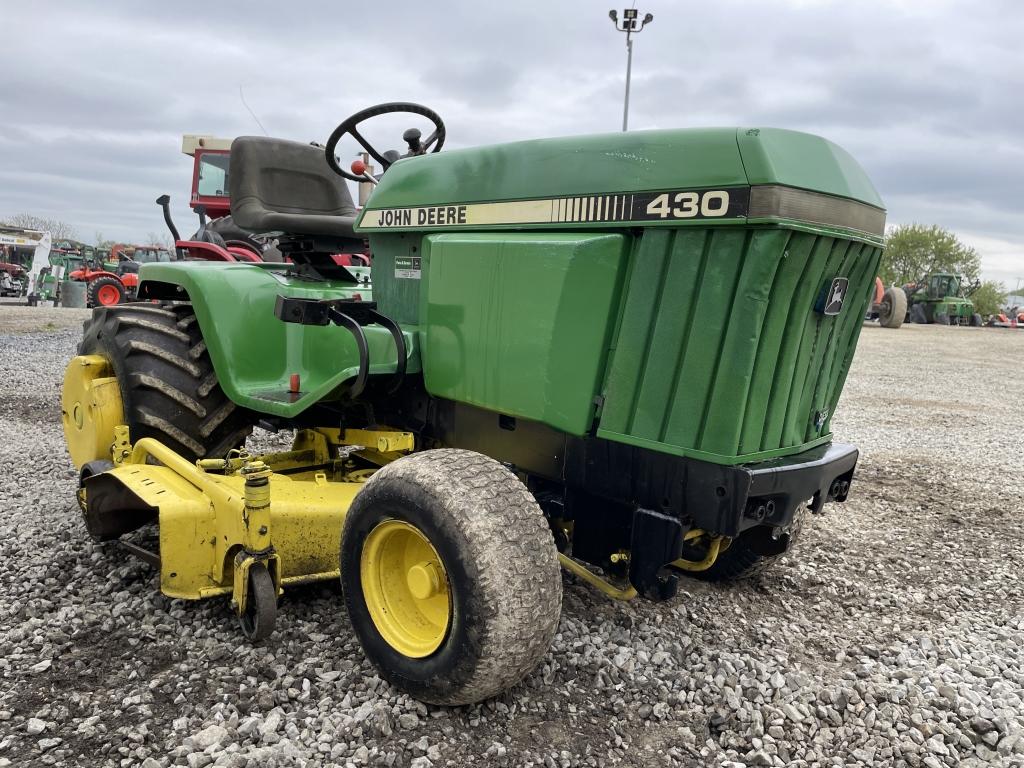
340, 449, 562, 705
878, 286, 906, 329
77, 303, 253, 462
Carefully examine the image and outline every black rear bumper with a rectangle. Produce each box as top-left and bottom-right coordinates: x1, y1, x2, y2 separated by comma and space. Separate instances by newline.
688, 441, 859, 539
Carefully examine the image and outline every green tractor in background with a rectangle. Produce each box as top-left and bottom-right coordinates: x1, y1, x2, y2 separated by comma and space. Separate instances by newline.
904, 272, 983, 326
61, 103, 884, 705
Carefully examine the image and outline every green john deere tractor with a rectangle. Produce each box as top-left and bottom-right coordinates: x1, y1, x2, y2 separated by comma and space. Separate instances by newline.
61, 103, 884, 705
904, 272, 983, 326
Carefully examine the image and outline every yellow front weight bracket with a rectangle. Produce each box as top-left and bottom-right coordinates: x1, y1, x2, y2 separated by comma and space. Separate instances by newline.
557, 530, 728, 601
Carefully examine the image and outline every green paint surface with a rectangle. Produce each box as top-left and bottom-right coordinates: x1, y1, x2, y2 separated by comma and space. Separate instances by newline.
419, 232, 628, 435
139, 262, 414, 418
598, 228, 882, 464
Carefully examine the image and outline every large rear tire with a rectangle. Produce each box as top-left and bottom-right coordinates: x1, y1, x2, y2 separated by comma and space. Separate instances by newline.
878, 286, 907, 329
340, 449, 562, 705
78, 303, 253, 462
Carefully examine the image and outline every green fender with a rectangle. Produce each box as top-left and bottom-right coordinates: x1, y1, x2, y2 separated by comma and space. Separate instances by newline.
137, 262, 418, 418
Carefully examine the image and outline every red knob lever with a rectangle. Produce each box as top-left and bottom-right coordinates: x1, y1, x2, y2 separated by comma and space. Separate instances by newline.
351, 159, 367, 176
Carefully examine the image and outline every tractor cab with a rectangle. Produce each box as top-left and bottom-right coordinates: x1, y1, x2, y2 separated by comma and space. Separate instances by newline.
182, 135, 233, 219
926, 273, 960, 299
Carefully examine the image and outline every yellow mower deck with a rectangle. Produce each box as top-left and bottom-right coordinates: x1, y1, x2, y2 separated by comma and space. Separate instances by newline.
108, 437, 364, 601
63, 352, 726, 645
72, 414, 412, 625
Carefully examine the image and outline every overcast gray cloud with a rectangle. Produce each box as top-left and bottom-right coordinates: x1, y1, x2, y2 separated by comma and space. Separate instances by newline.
1, 0, 1020, 286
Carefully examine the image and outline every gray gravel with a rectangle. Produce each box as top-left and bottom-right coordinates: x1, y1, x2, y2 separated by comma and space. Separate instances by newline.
1, 312, 1023, 767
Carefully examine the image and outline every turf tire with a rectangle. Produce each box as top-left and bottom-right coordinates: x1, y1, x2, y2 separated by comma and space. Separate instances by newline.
340, 449, 563, 705
878, 286, 907, 328
78, 303, 253, 461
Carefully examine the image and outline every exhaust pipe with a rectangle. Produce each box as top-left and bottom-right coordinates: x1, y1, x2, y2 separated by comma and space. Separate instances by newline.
156, 195, 183, 257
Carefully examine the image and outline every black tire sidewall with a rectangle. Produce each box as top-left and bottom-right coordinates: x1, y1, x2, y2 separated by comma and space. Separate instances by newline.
239, 565, 276, 641
76, 305, 252, 461
340, 479, 486, 702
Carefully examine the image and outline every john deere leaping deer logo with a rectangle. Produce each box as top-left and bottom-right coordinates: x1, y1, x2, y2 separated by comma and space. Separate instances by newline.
819, 277, 849, 316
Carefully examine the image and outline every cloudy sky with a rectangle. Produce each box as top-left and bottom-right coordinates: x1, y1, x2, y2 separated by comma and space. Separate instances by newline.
1, 0, 1021, 287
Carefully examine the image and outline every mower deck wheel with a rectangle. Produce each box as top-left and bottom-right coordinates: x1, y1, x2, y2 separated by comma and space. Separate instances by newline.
238, 565, 277, 642
340, 449, 562, 705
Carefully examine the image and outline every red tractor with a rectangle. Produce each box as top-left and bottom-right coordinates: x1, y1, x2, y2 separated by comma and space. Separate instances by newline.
67, 243, 174, 307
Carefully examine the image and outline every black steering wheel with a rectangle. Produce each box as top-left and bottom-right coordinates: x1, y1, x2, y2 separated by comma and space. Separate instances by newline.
325, 102, 446, 182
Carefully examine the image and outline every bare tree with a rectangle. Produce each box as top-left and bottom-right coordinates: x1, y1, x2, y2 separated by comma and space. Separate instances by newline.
146, 231, 173, 250
3, 213, 78, 241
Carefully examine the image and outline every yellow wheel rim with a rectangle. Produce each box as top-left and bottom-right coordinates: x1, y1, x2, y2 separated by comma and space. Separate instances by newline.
61, 355, 125, 470
360, 520, 450, 658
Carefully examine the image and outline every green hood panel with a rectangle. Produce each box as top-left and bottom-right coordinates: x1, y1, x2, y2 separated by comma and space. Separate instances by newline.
356, 127, 884, 234
736, 129, 883, 208
139, 262, 415, 418
362, 128, 749, 207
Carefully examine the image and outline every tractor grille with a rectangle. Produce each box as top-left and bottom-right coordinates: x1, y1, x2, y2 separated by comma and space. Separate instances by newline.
597, 226, 882, 465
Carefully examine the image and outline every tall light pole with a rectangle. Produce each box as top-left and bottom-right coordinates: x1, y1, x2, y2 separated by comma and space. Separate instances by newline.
609, 9, 654, 131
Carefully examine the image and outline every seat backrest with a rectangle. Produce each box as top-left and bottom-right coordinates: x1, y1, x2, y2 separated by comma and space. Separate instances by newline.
229, 137, 357, 233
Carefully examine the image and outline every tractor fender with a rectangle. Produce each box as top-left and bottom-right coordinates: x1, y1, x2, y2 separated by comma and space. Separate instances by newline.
134, 261, 417, 419
178, 240, 239, 262
73, 269, 123, 283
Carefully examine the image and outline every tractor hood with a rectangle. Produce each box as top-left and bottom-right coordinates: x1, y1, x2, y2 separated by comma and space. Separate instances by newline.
355, 128, 885, 244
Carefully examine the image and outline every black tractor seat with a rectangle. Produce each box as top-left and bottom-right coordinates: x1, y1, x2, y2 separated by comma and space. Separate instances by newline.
229, 137, 363, 246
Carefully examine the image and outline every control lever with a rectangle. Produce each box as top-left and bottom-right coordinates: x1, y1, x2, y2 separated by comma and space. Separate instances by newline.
403, 128, 423, 153
350, 159, 377, 186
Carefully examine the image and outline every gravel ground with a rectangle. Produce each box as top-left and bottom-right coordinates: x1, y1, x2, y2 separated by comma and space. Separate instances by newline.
1, 312, 1023, 768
